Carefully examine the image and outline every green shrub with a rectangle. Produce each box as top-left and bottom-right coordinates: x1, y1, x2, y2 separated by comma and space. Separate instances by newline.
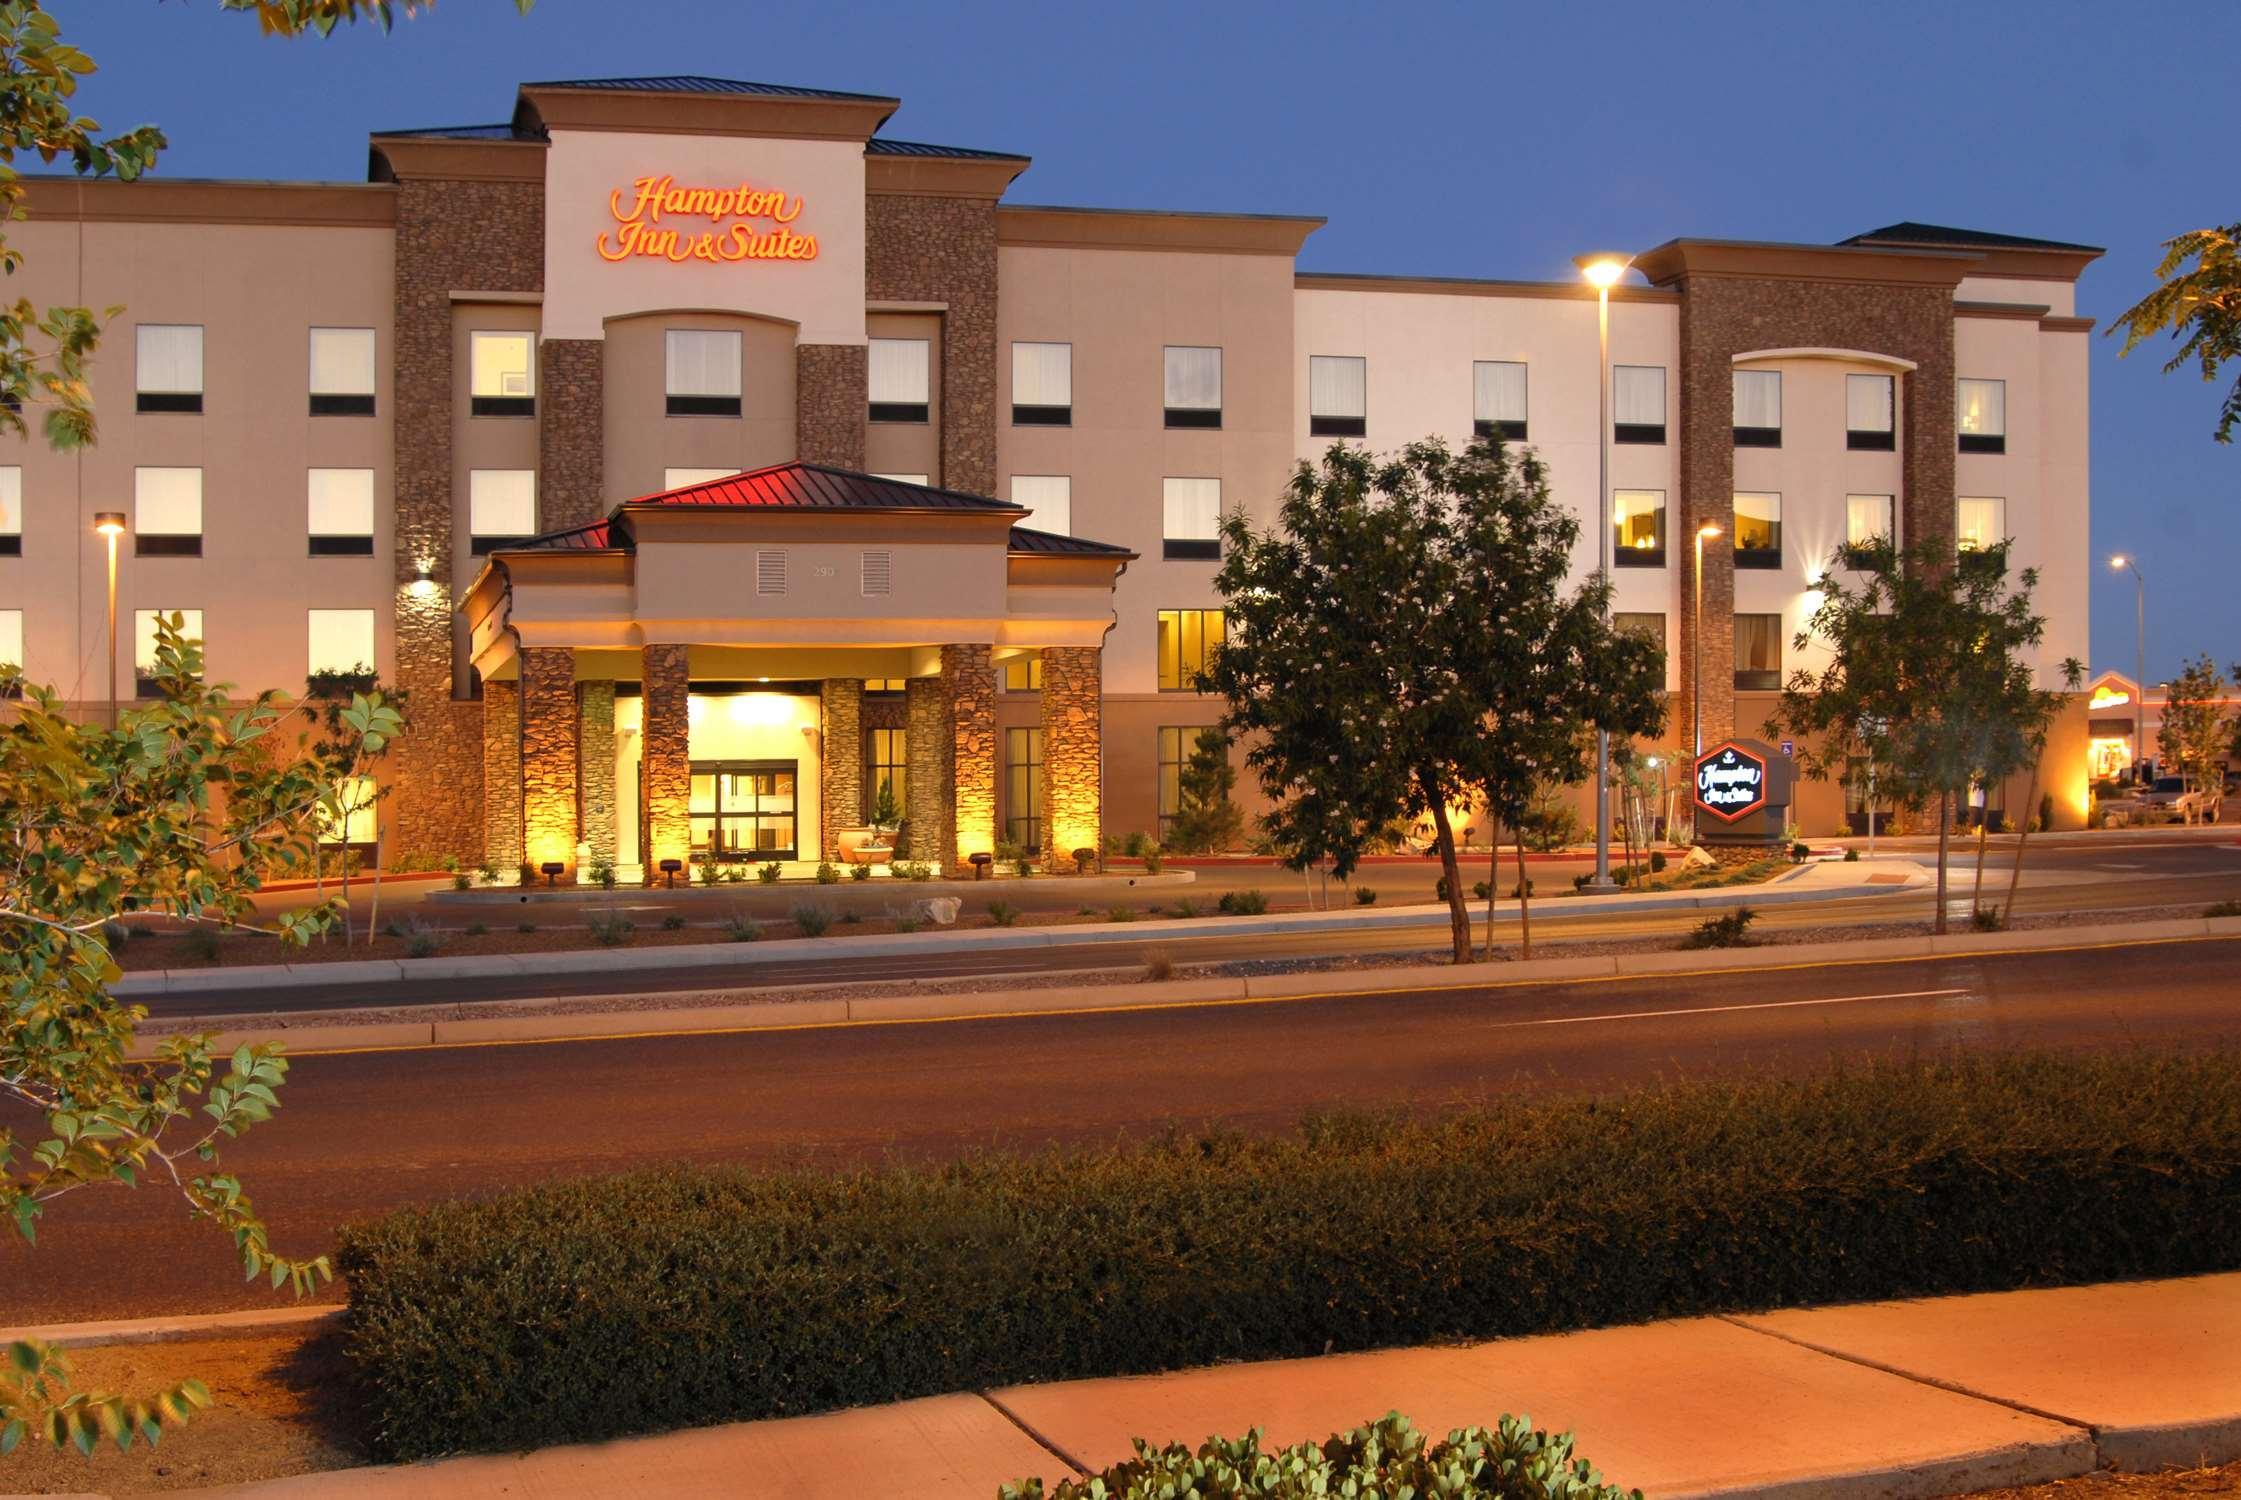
405, 931, 442, 960
586, 913, 634, 948
1970, 906, 2006, 932
722, 915, 761, 943
450, 872, 471, 892
661, 914, 687, 932
841, 910, 861, 925
2208, 899, 2241, 919
1649, 851, 1667, 873
1218, 888, 1267, 915
723, 867, 745, 884
696, 856, 721, 887
987, 900, 1020, 927
180, 924, 222, 962
1142, 844, 1166, 874
465, 922, 489, 937
1789, 841, 1811, 863
1679, 906, 1756, 949
1168, 897, 1202, 919
515, 922, 537, 935
1844, 847, 1860, 862
815, 861, 841, 885
1107, 905, 1138, 923
791, 903, 832, 937
1002, 1412, 1634, 1500
758, 861, 783, 885
1475, 880, 1495, 901
850, 862, 871, 882
1141, 948, 1174, 982
590, 859, 617, 891
1509, 881, 1533, 899
517, 861, 538, 888
1353, 886, 1378, 905
894, 914, 921, 934
337, 1052, 2241, 1461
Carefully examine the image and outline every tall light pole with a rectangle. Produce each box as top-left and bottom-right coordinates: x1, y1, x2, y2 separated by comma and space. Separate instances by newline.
94, 511, 125, 729
2109, 554, 2144, 776
1692, 522, 1721, 757
1576, 251, 1631, 892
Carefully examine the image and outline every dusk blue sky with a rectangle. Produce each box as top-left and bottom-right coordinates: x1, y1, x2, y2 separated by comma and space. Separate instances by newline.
55, 0, 2239, 682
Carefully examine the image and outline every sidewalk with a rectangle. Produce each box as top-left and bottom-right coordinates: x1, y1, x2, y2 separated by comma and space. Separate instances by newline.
184, 1272, 2238, 1499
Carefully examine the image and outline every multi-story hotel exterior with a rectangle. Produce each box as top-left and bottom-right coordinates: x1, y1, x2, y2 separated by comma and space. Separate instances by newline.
0, 76, 2100, 878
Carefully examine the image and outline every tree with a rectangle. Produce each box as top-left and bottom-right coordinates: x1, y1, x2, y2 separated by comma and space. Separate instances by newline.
305, 665, 409, 942
1164, 729, 1243, 853
2158, 654, 2233, 819
1769, 539, 2075, 934
2112, 223, 2241, 443
869, 774, 900, 831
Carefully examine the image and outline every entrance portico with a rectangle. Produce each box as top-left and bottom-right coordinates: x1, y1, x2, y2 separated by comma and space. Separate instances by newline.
461, 464, 1131, 882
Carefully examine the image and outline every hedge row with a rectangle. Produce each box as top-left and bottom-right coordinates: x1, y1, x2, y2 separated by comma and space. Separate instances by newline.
336, 1051, 2241, 1460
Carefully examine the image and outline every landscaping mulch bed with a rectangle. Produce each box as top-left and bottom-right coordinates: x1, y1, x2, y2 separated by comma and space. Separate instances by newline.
1957, 1462, 2241, 1497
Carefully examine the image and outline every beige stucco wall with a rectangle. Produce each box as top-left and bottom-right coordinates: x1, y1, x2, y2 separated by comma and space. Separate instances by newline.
601, 309, 799, 502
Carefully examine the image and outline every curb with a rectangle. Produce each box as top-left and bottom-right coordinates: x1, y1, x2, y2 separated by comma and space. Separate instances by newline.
124, 914, 2241, 1059
0, 1303, 344, 1350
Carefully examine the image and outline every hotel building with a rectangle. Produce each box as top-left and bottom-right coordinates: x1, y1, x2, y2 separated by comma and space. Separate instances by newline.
0, 76, 2100, 877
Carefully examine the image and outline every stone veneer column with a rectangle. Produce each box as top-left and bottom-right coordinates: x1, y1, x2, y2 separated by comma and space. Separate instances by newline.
867, 194, 998, 496
818, 679, 865, 860
942, 644, 998, 876
796, 344, 867, 469
639, 645, 692, 881
1039, 646, 1103, 869
903, 676, 949, 870
538, 339, 606, 530
519, 648, 579, 878
480, 678, 523, 877
577, 679, 617, 869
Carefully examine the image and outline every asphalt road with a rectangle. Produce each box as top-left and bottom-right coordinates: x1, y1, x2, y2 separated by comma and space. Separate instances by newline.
8, 931, 2238, 1325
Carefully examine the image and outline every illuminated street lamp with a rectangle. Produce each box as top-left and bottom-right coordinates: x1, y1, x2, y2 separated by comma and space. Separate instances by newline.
94, 511, 125, 729
1693, 522, 1722, 757
1576, 251, 1632, 893
2109, 554, 2145, 775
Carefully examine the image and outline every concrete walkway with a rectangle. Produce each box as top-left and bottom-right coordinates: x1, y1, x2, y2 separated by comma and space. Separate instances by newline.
184, 1272, 2238, 1499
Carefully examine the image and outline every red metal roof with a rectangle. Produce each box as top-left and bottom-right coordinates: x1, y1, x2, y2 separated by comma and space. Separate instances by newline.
619, 462, 1026, 515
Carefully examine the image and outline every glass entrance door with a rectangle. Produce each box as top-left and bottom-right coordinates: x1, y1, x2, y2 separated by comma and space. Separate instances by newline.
689, 760, 798, 861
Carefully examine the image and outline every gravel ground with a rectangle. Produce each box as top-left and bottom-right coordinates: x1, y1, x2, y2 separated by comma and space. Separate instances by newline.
1955, 1462, 2241, 1497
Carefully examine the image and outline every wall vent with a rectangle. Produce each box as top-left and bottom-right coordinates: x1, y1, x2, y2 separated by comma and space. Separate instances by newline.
861, 549, 893, 597
756, 548, 787, 595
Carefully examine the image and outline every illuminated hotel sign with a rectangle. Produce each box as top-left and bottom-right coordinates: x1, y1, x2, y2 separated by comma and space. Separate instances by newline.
2088, 685, 2131, 710
1694, 742, 1769, 823
597, 175, 820, 264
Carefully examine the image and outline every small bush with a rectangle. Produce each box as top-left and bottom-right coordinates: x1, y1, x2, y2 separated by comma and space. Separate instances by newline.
696, 857, 721, 888
850, 863, 871, 882
791, 903, 832, 937
1475, 880, 1495, 901
476, 865, 498, 887
465, 922, 489, 937
815, 861, 841, 885
1510, 881, 1533, 899
1789, 841, 1812, 863
1970, 906, 2007, 932
987, 901, 1020, 927
515, 922, 538, 935
891, 860, 934, 882
2207, 899, 2241, 919
405, 932, 442, 960
1167, 898, 1202, 919
1649, 851, 1667, 874
841, 911, 862, 925
1679, 906, 1756, 949
724, 868, 746, 884
591, 859, 617, 891
1573, 872, 1593, 893
722, 915, 761, 943
517, 861, 538, 888
1142, 845, 1165, 874
1106, 905, 1138, 923
1120, 830, 1149, 858
450, 872, 471, 892
586, 913, 635, 948
1844, 847, 1861, 862
661, 914, 688, 932
758, 862, 783, 885
181, 925, 223, 961
894, 915, 921, 934
1353, 886, 1378, 905
1014, 857, 1033, 878
1217, 889, 1268, 916
380, 919, 407, 939
1140, 948, 1174, 982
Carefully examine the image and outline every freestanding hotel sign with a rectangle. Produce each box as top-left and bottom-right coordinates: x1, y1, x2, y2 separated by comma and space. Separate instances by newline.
1692, 738, 1794, 846
597, 175, 821, 264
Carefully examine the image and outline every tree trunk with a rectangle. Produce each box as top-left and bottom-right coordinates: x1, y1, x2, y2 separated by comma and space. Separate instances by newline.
338, 839, 353, 946
366, 827, 385, 945
1515, 831, 1533, 961
1429, 798, 1471, 964
1933, 789, 1952, 936
1971, 802, 1992, 924
2002, 760, 2040, 927
1485, 835, 1500, 956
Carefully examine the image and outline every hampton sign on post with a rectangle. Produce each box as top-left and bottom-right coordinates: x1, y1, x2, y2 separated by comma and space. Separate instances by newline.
1692, 738, 1795, 846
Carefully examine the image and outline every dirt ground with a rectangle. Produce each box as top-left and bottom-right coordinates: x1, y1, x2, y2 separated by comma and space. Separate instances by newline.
1957, 1462, 2241, 1497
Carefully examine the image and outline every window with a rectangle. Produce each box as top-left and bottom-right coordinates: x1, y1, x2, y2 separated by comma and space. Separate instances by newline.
1162, 476, 1221, 560
307, 469, 375, 556
1472, 360, 1527, 442
756, 548, 787, 595
1733, 492, 1781, 568
1010, 475, 1071, 536
1156, 608, 1224, 692
1845, 494, 1895, 554
1308, 355, 1367, 436
1613, 489, 1665, 567
1614, 613, 1666, 674
1613, 365, 1665, 443
868, 337, 930, 423
468, 470, 536, 553
1732, 369, 1781, 447
1846, 374, 1894, 450
690, 762, 798, 860
0, 609, 19, 693
1012, 341, 1072, 425
1004, 726, 1044, 851
134, 467, 203, 557
860, 548, 891, 597
0, 467, 18, 555
1957, 378, 2005, 454
663, 467, 738, 489
1956, 496, 2006, 553
469, 331, 536, 416
136, 325, 203, 414
307, 609, 375, 679
865, 679, 906, 694
870, 727, 907, 816
309, 327, 376, 416
1156, 726, 1189, 834
1001, 652, 1043, 692
665, 330, 742, 416
1734, 613, 1782, 692
1163, 346, 1222, 428
319, 774, 377, 847
134, 609, 203, 696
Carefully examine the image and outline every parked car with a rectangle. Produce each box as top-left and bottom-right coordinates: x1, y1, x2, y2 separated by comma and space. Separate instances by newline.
2136, 776, 2191, 808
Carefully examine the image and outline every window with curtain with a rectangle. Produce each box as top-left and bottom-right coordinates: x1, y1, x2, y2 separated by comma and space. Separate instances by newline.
1956, 496, 2005, 552
469, 469, 537, 553
134, 467, 203, 557
1163, 346, 1222, 428
134, 609, 204, 695
1613, 489, 1665, 566
1004, 726, 1045, 851
1011, 474, 1071, 536
1957, 378, 2006, 453
1734, 613, 1782, 691
1733, 492, 1781, 567
0, 467, 19, 555
1846, 374, 1894, 450
308, 468, 375, 556
469, 331, 535, 415
136, 325, 203, 413
1001, 652, 1043, 692
1614, 613, 1666, 675
1012, 342, 1072, 425
1472, 360, 1528, 441
868, 338, 931, 422
1613, 365, 1665, 443
1156, 608, 1224, 691
1162, 476, 1221, 559
1732, 369, 1781, 446
307, 609, 375, 679
869, 728, 907, 819
1309, 355, 1367, 436
1845, 494, 1896, 552
0, 610, 21, 687
308, 327, 376, 415
665, 330, 742, 415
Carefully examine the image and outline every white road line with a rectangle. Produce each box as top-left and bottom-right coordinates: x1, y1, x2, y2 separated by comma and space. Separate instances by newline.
1495, 988, 1970, 1030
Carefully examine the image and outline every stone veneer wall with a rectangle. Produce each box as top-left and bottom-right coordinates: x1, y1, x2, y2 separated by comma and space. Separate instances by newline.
538, 339, 606, 531
388, 176, 544, 863
639, 645, 691, 879
1039, 646, 1103, 868
1674, 274, 1955, 748
941, 643, 997, 875
818, 679, 864, 859
796, 344, 867, 469
578, 679, 617, 868
903, 676, 949, 869
519, 647, 579, 876
866, 195, 998, 496
480, 678, 523, 876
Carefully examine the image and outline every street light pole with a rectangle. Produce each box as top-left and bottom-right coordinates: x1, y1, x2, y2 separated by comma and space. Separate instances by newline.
1576, 252, 1631, 893
1693, 522, 1721, 758
94, 511, 125, 729
2109, 555, 2145, 776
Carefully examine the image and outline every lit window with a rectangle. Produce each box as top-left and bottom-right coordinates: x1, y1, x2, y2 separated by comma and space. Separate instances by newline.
309, 328, 376, 415
1473, 360, 1527, 442
134, 467, 203, 557
1956, 496, 2005, 552
1846, 374, 1894, 450
1001, 652, 1043, 692
319, 774, 378, 846
1734, 613, 1782, 692
0, 609, 21, 686
133, 608, 204, 696
1845, 494, 1895, 551
1164, 346, 1222, 428
0, 467, 18, 555
1733, 492, 1781, 568
136, 325, 203, 413
469, 331, 536, 415
869, 727, 907, 815
864, 679, 906, 694
468, 469, 537, 553
663, 468, 737, 489
1012, 342, 1072, 425
308, 469, 375, 556
1162, 477, 1221, 560
1614, 613, 1666, 675
1156, 608, 1225, 692
1613, 490, 1665, 566
1957, 378, 2006, 454
868, 338, 930, 423
665, 330, 742, 416
1308, 355, 1366, 436
1010, 475, 1071, 536
1613, 365, 1665, 443
1004, 726, 1044, 851
1732, 370, 1781, 446
308, 609, 375, 679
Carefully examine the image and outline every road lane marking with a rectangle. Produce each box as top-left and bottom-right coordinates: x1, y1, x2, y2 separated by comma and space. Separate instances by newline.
1490, 988, 1968, 1030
